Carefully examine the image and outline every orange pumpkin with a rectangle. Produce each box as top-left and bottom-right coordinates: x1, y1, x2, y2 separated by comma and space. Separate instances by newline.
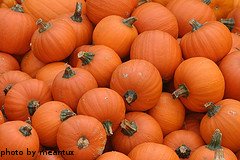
200, 99, 240, 152
112, 112, 163, 155
130, 30, 182, 81
234, 0, 240, 8
148, 92, 185, 136
0, 52, 20, 74
35, 151, 64, 160
163, 130, 205, 159
0, 121, 39, 160
96, 151, 131, 160
222, 8, 240, 34
128, 142, 180, 160
182, 112, 205, 135
0, 0, 17, 8
110, 59, 162, 111
131, 2, 178, 38
172, 57, 225, 112
0, 5, 37, 55
167, 0, 216, 37
52, 66, 98, 111
93, 15, 138, 58
57, 115, 107, 160
4, 79, 52, 120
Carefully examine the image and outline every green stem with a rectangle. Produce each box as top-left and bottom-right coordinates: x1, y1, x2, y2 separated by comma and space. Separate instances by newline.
60, 109, 76, 121
189, 19, 203, 32
206, 129, 222, 150
70, 2, 83, 22
11, 4, 24, 13
28, 100, 40, 116
19, 125, 32, 137
3, 84, 13, 95
77, 136, 89, 149
172, 84, 189, 99
120, 119, 137, 136
175, 144, 191, 158
62, 66, 76, 79
205, 102, 221, 118
36, 18, 51, 33
124, 90, 137, 105
202, 0, 211, 5
103, 121, 113, 136
77, 51, 95, 66
122, 17, 137, 28
220, 18, 235, 31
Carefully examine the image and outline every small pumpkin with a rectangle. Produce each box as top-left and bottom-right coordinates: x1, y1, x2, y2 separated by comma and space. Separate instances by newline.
182, 112, 205, 135
163, 130, 205, 159
4, 79, 52, 121
57, 115, 107, 160
0, 0, 17, 8
0, 52, 20, 74
128, 142, 180, 160
110, 59, 162, 111
96, 151, 131, 160
35, 150, 64, 160
111, 112, 163, 155
0, 4, 37, 55
0, 121, 39, 160
93, 15, 138, 58
52, 66, 98, 112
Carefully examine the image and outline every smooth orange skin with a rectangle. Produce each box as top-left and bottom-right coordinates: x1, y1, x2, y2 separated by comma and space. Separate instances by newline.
200, 99, 240, 153
93, 15, 138, 58
173, 57, 225, 112
131, 2, 178, 38
182, 112, 205, 135
227, 8, 240, 33
96, 151, 131, 160
0, 52, 20, 74
130, 30, 182, 81
163, 130, 205, 160
128, 142, 180, 160
57, 115, 107, 160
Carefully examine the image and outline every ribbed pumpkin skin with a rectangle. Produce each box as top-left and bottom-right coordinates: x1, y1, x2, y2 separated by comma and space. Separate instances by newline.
128, 142, 180, 160
173, 57, 225, 112
0, 7, 37, 55
31, 19, 76, 63
110, 59, 162, 111
200, 99, 240, 153
163, 130, 205, 160
167, 0, 216, 37
180, 21, 232, 63
227, 8, 240, 33
96, 151, 131, 160
22, 0, 86, 21
86, 0, 137, 24
130, 30, 182, 81
0, 52, 20, 74
131, 2, 178, 38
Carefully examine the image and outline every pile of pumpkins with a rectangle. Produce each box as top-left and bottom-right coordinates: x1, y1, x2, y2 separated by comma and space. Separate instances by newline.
0, 0, 240, 159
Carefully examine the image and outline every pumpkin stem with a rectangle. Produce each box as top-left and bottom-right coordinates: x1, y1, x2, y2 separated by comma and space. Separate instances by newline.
60, 109, 76, 121
172, 84, 189, 99
36, 18, 51, 33
11, 4, 24, 13
120, 119, 137, 136
28, 100, 40, 116
103, 121, 113, 136
25, 117, 32, 125
77, 136, 89, 149
122, 17, 137, 28
77, 51, 95, 66
205, 102, 221, 118
124, 90, 137, 105
189, 19, 203, 32
3, 84, 13, 95
19, 125, 32, 137
137, 0, 149, 6
71, 2, 83, 22
62, 66, 76, 79
214, 149, 225, 160
202, 0, 211, 5
175, 144, 191, 158
206, 129, 222, 150
220, 18, 235, 31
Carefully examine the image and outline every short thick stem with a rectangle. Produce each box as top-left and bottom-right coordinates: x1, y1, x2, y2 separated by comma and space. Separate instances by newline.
124, 90, 137, 105
172, 84, 189, 99
62, 66, 76, 79
77, 51, 95, 66
205, 102, 221, 118
19, 125, 32, 137
77, 136, 89, 149
202, 0, 211, 5
122, 17, 137, 28
175, 144, 191, 158
103, 121, 113, 136
3, 84, 13, 95
120, 119, 137, 136
28, 100, 40, 116
189, 19, 203, 32
206, 129, 222, 151
11, 4, 24, 13
220, 18, 235, 31
36, 18, 51, 33
60, 109, 76, 121
71, 2, 83, 22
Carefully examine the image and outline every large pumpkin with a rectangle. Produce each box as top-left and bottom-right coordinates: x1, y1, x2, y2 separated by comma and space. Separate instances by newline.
110, 59, 162, 111
0, 52, 20, 74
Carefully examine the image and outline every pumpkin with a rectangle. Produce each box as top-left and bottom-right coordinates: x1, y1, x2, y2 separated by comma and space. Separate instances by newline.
200, 99, 240, 152
35, 151, 64, 160
189, 129, 237, 160
58, 2, 93, 48
52, 66, 98, 112
0, 4, 37, 55
172, 57, 225, 112
163, 130, 205, 159
112, 112, 163, 154
96, 151, 131, 160
20, 51, 45, 78
131, 2, 178, 38
182, 112, 205, 135
93, 15, 138, 58
221, 8, 240, 34
148, 92, 185, 136
0, 52, 20, 74
31, 18, 76, 63
57, 115, 107, 160
0, 0, 17, 8
152, 0, 172, 6
22, 0, 86, 21
180, 19, 232, 62
77, 88, 125, 136
86, 0, 137, 24
0, 70, 31, 107
32, 101, 75, 147
35, 62, 66, 89
0, 121, 39, 160
4, 79, 52, 121
130, 30, 182, 81
128, 142, 180, 160
167, 0, 216, 37
228, 33, 240, 53
69, 45, 92, 67
110, 59, 162, 111
70, 45, 122, 87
